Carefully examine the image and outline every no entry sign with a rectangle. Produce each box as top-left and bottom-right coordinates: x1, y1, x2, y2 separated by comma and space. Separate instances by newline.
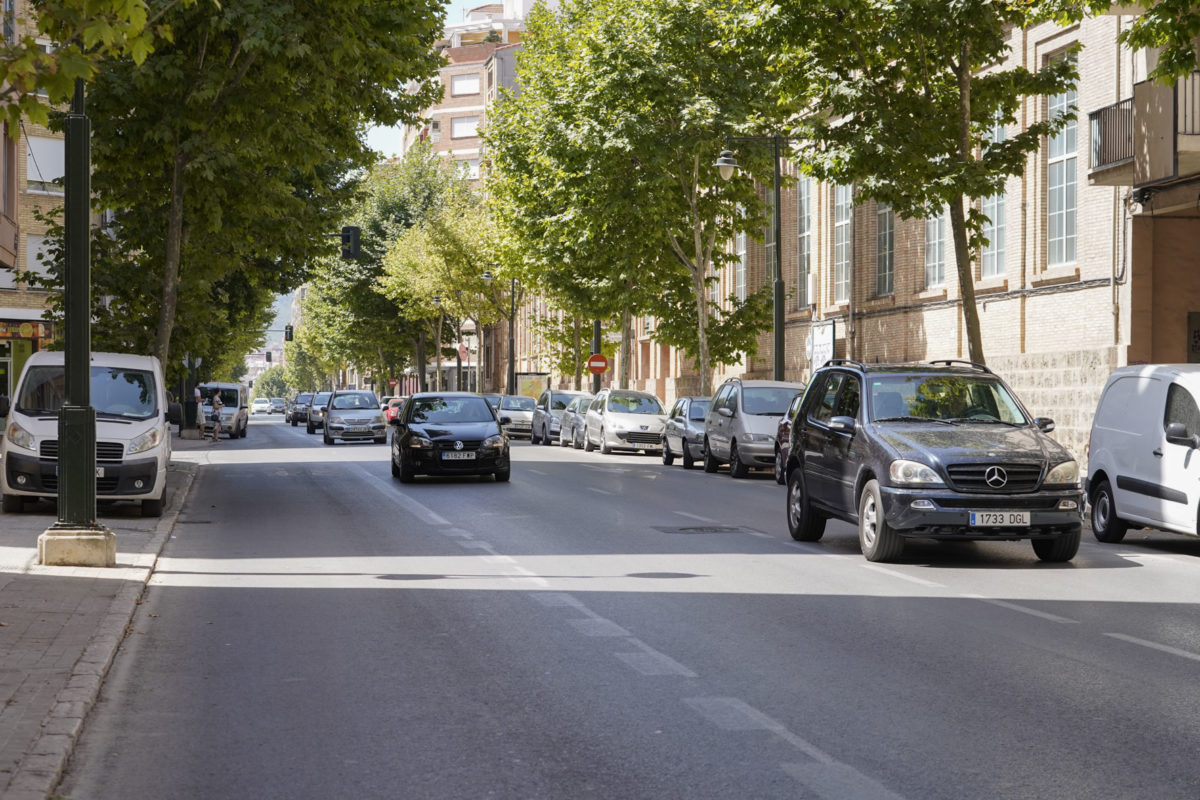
586, 353, 610, 375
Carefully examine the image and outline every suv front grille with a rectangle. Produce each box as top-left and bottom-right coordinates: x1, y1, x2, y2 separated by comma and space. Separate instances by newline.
40, 440, 126, 463
946, 463, 1043, 493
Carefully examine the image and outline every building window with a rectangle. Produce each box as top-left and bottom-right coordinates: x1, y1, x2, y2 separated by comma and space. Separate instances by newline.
1047, 86, 1077, 267
833, 184, 852, 304
734, 207, 746, 303
26, 136, 64, 194
451, 73, 480, 96
981, 122, 1007, 279
462, 158, 480, 179
797, 176, 811, 308
25, 234, 51, 279
450, 116, 478, 139
876, 203, 894, 296
925, 209, 947, 288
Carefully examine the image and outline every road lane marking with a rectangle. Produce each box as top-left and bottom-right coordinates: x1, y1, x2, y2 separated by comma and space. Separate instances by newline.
616, 639, 697, 677
1106, 633, 1200, 662
673, 511, 717, 523
527, 468, 547, 475
781, 763, 909, 800
685, 697, 833, 762
348, 462, 450, 525
861, 564, 943, 587
569, 618, 631, 637
529, 592, 584, 609
587, 487, 613, 495
963, 594, 1078, 624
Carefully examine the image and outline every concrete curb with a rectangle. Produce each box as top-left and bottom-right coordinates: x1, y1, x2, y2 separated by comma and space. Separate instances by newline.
4, 462, 198, 800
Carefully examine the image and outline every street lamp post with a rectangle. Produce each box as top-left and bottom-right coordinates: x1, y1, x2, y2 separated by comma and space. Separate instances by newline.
715, 135, 794, 382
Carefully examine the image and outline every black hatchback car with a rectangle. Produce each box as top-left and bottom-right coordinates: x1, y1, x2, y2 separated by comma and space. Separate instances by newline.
784, 359, 1083, 563
390, 392, 511, 482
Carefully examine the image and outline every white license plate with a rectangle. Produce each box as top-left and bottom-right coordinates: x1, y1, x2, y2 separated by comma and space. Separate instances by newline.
969, 511, 1030, 526
442, 451, 476, 460
348, 426, 368, 433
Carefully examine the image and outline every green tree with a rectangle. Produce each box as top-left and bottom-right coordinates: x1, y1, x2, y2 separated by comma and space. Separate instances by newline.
770, 0, 1077, 364
252, 365, 288, 399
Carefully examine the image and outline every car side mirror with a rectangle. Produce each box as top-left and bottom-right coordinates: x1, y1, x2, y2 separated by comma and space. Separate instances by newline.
718, 406, 733, 418
830, 415, 856, 433
1165, 421, 1200, 449
500, 415, 512, 425
1034, 417, 1055, 433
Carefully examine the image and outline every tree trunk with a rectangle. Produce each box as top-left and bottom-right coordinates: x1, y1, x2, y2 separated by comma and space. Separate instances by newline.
154, 148, 188, 365
948, 197, 984, 364
573, 315, 582, 390
692, 268, 711, 396
619, 305, 632, 390
415, 330, 427, 393
434, 313, 444, 391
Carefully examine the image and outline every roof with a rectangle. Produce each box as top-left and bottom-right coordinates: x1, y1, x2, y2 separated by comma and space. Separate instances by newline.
26, 350, 162, 372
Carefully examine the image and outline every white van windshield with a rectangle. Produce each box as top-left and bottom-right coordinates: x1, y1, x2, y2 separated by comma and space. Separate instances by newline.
16, 365, 158, 420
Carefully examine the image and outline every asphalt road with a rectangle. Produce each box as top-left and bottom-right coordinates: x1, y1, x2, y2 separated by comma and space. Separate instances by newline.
56, 414, 1200, 799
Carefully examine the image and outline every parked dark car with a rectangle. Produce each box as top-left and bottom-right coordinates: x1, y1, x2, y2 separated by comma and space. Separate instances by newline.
532, 388, 591, 445
323, 390, 386, 445
288, 392, 313, 427
661, 396, 710, 469
784, 359, 1083, 563
305, 391, 332, 434
390, 392, 511, 482
774, 391, 807, 484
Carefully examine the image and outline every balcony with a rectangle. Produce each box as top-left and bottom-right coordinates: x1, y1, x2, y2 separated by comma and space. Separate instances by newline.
1089, 70, 1200, 188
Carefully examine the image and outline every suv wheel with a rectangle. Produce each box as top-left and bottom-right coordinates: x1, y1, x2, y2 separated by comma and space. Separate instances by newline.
1032, 525, 1081, 562
702, 439, 719, 473
729, 441, 748, 478
786, 469, 826, 542
858, 479, 904, 562
1090, 479, 1128, 543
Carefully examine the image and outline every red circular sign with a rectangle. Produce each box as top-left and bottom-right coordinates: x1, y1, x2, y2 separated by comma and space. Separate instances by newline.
586, 353, 609, 374
389, 379, 398, 387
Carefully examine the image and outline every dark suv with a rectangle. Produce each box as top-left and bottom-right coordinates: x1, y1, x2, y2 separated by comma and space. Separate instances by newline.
784, 359, 1083, 563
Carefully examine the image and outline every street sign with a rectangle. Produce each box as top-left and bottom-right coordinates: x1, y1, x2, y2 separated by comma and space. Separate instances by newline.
587, 353, 610, 374
389, 378, 398, 388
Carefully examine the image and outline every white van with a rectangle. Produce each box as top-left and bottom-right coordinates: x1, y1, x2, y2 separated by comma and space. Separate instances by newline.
1087, 363, 1200, 542
198, 381, 248, 439
0, 351, 177, 516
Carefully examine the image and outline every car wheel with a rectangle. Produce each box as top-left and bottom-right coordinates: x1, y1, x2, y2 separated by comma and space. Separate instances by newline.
323, 430, 334, 445
703, 439, 719, 473
786, 468, 826, 541
2, 493, 24, 513
542, 427, 553, 445
291, 418, 297, 427
1032, 525, 1082, 562
573, 428, 584, 450
390, 451, 400, 478
584, 428, 595, 452
681, 444, 695, 470
559, 427, 570, 447
1090, 479, 1128, 543
774, 447, 785, 485
374, 436, 386, 445
531, 425, 541, 445
661, 437, 675, 466
859, 479, 904, 563
600, 427, 612, 455
494, 468, 511, 482
239, 422, 247, 438
396, 454, 415, 483
306, 422, 315, 434
729, 441, 748, 478
141, 494, 164, 518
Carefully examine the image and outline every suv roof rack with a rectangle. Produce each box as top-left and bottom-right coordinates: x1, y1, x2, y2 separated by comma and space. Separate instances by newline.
823, 359, 865, 370
927, 359, 993, 374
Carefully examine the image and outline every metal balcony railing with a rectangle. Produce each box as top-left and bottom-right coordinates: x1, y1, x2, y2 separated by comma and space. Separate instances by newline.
1090, 97, 1133, 171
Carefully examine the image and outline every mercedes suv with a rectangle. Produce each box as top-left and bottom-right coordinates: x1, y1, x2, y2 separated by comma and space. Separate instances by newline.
784, 359, 1083, 563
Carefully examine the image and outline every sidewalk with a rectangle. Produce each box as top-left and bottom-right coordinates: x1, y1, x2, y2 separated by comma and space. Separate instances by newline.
0, 432, 208, 800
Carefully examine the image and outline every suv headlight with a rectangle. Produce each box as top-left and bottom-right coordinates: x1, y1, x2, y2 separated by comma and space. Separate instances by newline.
5, 420, 35, 452
128, 428, 162, 455
483, 434, 504, 449
409, 435, 433, 449
1044, 460, 1079, 487
889, 459, 944, 486
328, 415, 344, 427
371, 413, 384, 426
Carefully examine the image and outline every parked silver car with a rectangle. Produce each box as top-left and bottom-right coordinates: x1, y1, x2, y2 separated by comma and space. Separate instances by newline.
583, 389, 667, 454
662, 396, 711, 469
498, 395, 536, 438
532, 388, 591, 445
559, 393, 594, 449
704, 378, 805, 477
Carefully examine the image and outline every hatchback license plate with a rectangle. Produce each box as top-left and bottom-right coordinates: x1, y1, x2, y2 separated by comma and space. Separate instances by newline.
442, 451, 476, 460
970, 511, 1029, 526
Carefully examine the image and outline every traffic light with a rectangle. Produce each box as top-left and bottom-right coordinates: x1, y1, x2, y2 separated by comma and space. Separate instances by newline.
284, 324, 293, 341
340, 225, 361, 259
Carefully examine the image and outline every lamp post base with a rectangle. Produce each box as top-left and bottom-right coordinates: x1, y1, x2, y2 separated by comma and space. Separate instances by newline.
38, 525, 116, 567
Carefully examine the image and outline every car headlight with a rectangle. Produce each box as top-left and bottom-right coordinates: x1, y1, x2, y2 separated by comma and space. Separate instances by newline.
5, 420, 35, 452
409, 435, 433, 449
128, 428, 162, 455
372, 414, 384, 425
329, 415, 344, 426
483, 434, 504, 449
742, 433, 774, 443
1044, 460, 1079, 487
889, 459, 944, 486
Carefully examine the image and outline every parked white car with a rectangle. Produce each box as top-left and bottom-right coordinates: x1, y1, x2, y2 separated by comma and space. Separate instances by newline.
251, 398, 272, 414
1087, 363, 1200, 542
583, 388, 667, 454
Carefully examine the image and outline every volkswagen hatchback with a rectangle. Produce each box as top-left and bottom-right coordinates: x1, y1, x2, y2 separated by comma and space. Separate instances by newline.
390, 392, 511, 482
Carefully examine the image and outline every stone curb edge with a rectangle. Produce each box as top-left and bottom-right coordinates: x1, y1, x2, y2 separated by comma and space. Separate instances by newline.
4, 461, 199, 800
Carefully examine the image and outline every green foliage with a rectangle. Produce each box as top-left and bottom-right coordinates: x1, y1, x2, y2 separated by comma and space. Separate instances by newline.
252, 364, 288, 399
283, 338, 330, 392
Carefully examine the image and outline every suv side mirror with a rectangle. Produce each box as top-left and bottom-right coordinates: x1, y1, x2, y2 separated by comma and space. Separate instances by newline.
1034, 417, 1055, 433
1166, 421, 1200, 449
830, 415, 856, 434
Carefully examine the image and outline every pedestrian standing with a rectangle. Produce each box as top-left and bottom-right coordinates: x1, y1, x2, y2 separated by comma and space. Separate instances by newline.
210, 389, 224, 443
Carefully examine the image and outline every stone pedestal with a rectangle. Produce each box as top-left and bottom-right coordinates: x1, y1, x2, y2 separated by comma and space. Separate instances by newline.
38, 527, 116, 567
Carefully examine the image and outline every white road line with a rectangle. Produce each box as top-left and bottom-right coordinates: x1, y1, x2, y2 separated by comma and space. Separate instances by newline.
616, 639, 697, 677
569, 618, 631, 637
529, 592, 585, 609
527, 468, 547, 475
963, 594, 1078, 624
861, 564, 943, 587
781, 763, 909, 800
673, 511, 717, 523
1106, 633, 1200, 662
348, 462, 450, 526
587, 487, 613, 495
685, 697, 833, 763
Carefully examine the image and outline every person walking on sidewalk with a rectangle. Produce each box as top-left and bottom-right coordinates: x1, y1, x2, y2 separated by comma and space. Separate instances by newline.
210, 388, 224, 442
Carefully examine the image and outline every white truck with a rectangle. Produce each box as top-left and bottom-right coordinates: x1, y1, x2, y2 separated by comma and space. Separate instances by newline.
0, 350, 177, 516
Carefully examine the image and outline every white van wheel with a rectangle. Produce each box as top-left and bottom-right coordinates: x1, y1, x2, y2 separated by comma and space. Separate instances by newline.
2, 494, 23, 513
142, 495, 164, 517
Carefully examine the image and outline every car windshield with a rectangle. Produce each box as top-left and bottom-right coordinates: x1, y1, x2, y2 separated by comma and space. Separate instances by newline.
608, 394, 664, 414
551, 394, 581, 410
869, 375, 1028, 424
483, 394, 501, 408
331, 393, 378, 410
205, 388, 239, 407
688, 400, 711, 421
313, 393, 331, 405
296, 394, 312, 404
409, 397, 495, 424
742, 387, 798, 416
501, 396, 535, 411
271, 398, 284, 404
16, 365, 158, 419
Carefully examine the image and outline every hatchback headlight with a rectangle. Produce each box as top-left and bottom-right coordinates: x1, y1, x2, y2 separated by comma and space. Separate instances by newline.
742, 433, 774, 443
371, 414, 384, 426
128, 428, 161, 455
889, 459, 944, 486
5, 420, 34, 452
409, 435, 433, 449
329, 415, 345, 426
1044, 460, 1079, 487
483, 434, 504, 449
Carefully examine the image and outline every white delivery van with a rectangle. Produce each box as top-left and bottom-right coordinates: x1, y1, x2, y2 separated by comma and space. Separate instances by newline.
198, 381, 248, 439
1087, 363, 1200, 543
0, 351, 176, 516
